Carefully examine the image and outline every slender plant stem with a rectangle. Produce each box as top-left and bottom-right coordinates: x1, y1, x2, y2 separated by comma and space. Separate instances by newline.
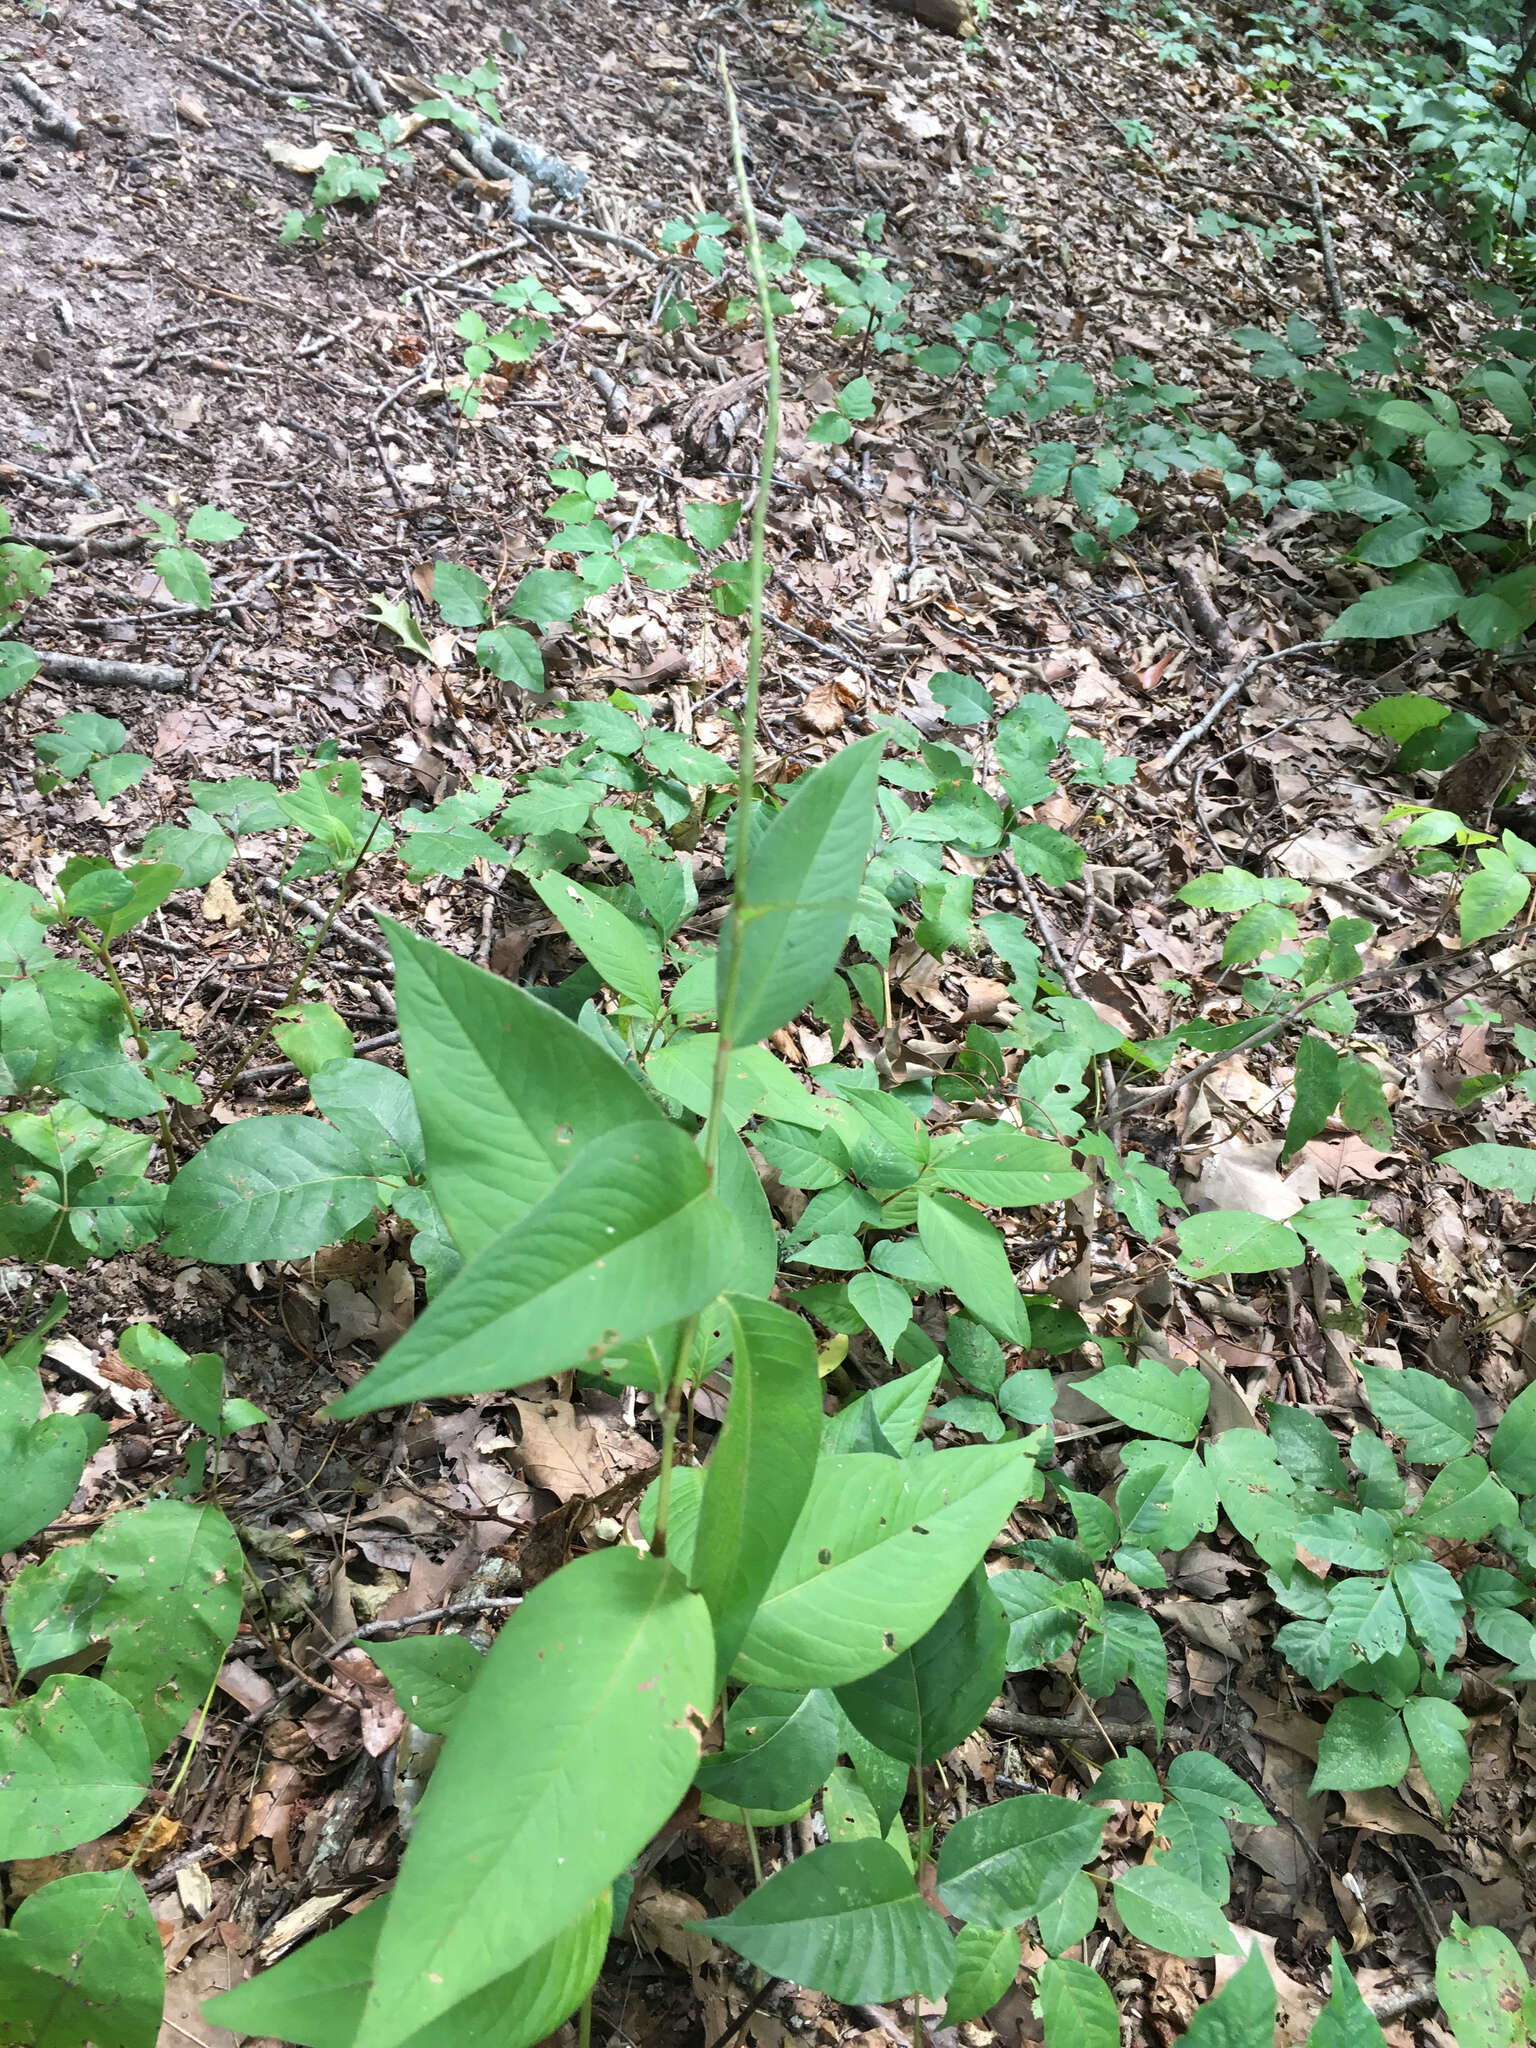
576, 1992, 593, 2048
84, 932, 180, 1174
652, 58, 781, 1564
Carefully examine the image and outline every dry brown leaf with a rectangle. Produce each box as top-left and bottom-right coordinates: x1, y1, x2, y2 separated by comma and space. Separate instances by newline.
512, 1396, 616, 1502
1338, 1784, 1448, 1847
799, 681, 845, 735
263, 138, 333, 175
201, 876, 245, 927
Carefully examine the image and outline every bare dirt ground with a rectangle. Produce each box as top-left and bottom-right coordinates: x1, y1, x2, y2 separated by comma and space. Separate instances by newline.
3, 0, 1534, 2042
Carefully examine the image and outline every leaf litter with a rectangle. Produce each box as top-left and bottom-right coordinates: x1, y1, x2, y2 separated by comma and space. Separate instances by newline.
2, 0, 1536, 2042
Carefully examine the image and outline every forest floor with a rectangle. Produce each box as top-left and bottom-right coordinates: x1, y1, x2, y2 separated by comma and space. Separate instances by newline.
2, 0, 1533, 2044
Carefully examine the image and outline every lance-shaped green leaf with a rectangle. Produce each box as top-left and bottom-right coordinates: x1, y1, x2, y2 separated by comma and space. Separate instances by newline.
329, 1122, 738, 1416
691, 1296, 823, 1673
836, 1566, 1007, 1766
927, 1126, 1088, 1208
944, 1925, 1021, 2027
1182, 1945, 1275, 2048
383, 919, 663, 1257
717, 735, 883, 1047
733, 1444, 1034, 1690
208, 1890, 611, 2048
0, 1676, 149, 1859
5, 1501, 242, 1760
530, 871, 662, 1015
160, 1115, 381, 1262
917, 1192, 1028, 1343
0, 1868, 163, 2048
936, 1793, 1105, 1927
356, 1548, 712, 2048
1489, 1379, 1536, 1496
694, 1840, 954, 2004
1309, 1938, 1390, 2048
1403, 1696, 1470, 1820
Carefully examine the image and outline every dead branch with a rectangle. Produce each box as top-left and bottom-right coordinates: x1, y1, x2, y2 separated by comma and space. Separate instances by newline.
34, 652, 187, 692
7, 69, 85, 147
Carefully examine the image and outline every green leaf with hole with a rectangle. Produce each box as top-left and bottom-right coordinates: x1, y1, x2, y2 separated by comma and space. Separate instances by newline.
1434, 1918, 1531, 2048
5, 1501, 242, 1760
356, 1548, 711, 2048
384, 921, 662, 1256
732, 1443, 1034, 1690
0, 1868, 163, 2048
936, 1793, 1105, 1928
717, 735, 883, 1047
690, 1295, 823, 1675
696, 1841, 954, 2003
0, 1676, 149, 1859
836, 1566, 1007, 1767
328, 1122, 738, 1415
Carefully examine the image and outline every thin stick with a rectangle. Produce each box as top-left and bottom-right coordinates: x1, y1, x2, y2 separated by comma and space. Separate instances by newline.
1153, 640, 1331, 773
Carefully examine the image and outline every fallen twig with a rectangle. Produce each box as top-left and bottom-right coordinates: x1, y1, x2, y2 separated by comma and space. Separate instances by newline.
525, 211, 653, 260
1172, 555, 1240, 664
985, 1705, 1151, 1744
34, 652, 187, 692
290, 0, 387, 116
7, 68, 85, 147
1267, 133, 1348, 322
1153, 639, 1331, 774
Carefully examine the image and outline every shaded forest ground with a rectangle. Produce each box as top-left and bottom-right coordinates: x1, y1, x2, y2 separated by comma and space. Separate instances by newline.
2, 0, 1533, 2044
